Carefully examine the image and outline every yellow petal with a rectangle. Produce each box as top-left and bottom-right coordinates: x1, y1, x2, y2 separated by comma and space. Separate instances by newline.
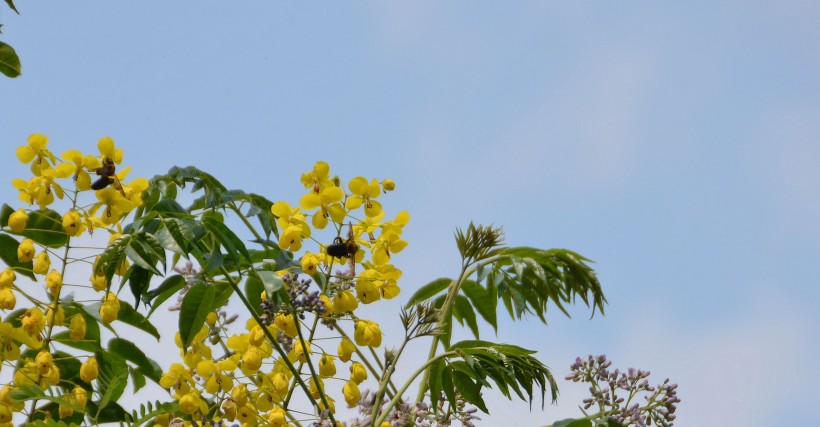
11, 179, 29, 190
16, 146, 36, 163
320, 186, 344, 204
98, 137, 115, 159
348, 177, 368, 195
312, 212, 328, 229
313, 161, 330, 180
299, 193, 321, 210
345, 196, 363, 210
368, 178, 381, 197
271, 201, 292, 218
76, 171, 91, 191
364, 200, 382, 218
394, 210, 410, 226
61, 149, 83, 164
28, 134, 48, 151
328, 204, 347, 224
54, 163, 75, 178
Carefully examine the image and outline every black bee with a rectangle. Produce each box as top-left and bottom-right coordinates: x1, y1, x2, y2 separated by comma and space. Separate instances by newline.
327, 237, 348, 258
91, 159, 117, 190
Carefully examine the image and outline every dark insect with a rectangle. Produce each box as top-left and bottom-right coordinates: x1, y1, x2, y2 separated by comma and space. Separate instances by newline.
90, 159, 117, 191
326, 237, 348, 258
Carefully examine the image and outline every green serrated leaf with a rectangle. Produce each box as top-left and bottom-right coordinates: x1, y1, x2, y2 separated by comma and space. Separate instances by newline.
178, 282, 214, 350
0, 41, 21, 78
405, 277, 452, 308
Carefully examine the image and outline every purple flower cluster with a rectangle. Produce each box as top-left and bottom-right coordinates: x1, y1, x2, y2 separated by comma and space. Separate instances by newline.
282, 273, 327, 319
566, 355, 679, 427
412, 394, 480, 427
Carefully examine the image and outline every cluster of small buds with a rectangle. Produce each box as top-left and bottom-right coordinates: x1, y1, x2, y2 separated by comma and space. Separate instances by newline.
283, 273, 327, 319
168, 263, 203, 312
412, 393, 480, 427
566, 355, 679, 427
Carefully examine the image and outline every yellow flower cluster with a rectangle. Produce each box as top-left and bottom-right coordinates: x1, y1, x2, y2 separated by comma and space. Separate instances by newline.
0, 135, 147, 423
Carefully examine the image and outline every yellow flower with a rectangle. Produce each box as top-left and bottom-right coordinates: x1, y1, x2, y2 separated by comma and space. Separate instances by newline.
100, 292, 120, 324
317, 395, 335, 414
16, 134, 56, 174
80, 357, 98, 382
354, 320, 382, 347
236, 403, 257, 424
319, 354, 336, 377
61, 149, 101, 191
355, 273, 381, 304
269, 406, 287, 427
45, 270, 62, 297
382, 179, 395, 192
69, 314, 86, 340
300, 161, 334, 194
20, 307, 45, 338
72, 386, 88, 409
0, 288, 15, 310
350, 361, 367, 384
232, 383, 249, 407
271, 201, 311, 251
62, 210, 85, 237
178, 393, 198, 414
332, 290, 358, 313
17, 238, 35, 263
91, 188, 135, 226
337, 337, 356, 362
301, 252, 321, 275
32, 251, 50, 275
300, 185, 345, 229
291, 339, 311, 364
8, 209, 28, 233
269, 372, 290, 401
343, 380, 361, 407
274, 314, 298, 338
319, 294, 333, 317
308, 376, 324, 399
35, 351, 53, 374
345, 177, 382, 217
242, 346, 263, 372
98, 137, 123, 163
0, 269, 15, 288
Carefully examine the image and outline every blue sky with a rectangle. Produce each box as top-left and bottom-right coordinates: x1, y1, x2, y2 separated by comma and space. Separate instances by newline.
2, 2, 819, 426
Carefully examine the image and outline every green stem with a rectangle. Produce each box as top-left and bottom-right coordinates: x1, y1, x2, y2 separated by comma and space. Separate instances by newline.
374, 351, 456, 427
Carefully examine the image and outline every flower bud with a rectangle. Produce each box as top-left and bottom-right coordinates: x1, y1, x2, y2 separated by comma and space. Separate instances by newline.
8, 209, 28, 233
382, 179, 395, 192
343, 380, 361, 407
45, 270, 62, 296
354, 320, 382, 347
32, 252, 50, 275
80, 357, 98, 383
333, 290, 358, 313
269, 406, 287, 427
0, 288, 15, 310
338, 336, 356, 362
242, 346, 262, 372
69, 314, 86, 340
319, 354, 336, 377
0, 268, 15, 288
72, 386, 87, 409
350, 362, 367, 384
274, 314, 297, 338
17, 239, 35, 263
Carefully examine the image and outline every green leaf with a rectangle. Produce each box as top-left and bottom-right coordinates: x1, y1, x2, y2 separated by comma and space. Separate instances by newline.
253, 269, 284, 299
461, 279, 498, 332
551, 418, 593, 427
52, 331, 102, 352
108, 337, 162, 382
129, 366, 147, 392
244, 273, 265, 316
126, 266, 153, 309
124, 232, 165, 275
210, 281, 234, 312
96, 351, 129, 410
0, 41, 21, 78
155, 218, 194, 256
405, 277, 452, 308
441, 365, 457, 410
116, 303, 161, 340
178, 282, 214, 350
4, 0, 19, 14
144, 275, 186, 317
0, 233, 34, 279
202, 216, 251, 265
452, 294, 479, 339
428, 358, 445, 402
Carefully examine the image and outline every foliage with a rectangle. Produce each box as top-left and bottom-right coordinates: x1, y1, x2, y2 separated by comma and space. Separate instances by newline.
0, 134, 637, 427
0, 0, 21, 78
